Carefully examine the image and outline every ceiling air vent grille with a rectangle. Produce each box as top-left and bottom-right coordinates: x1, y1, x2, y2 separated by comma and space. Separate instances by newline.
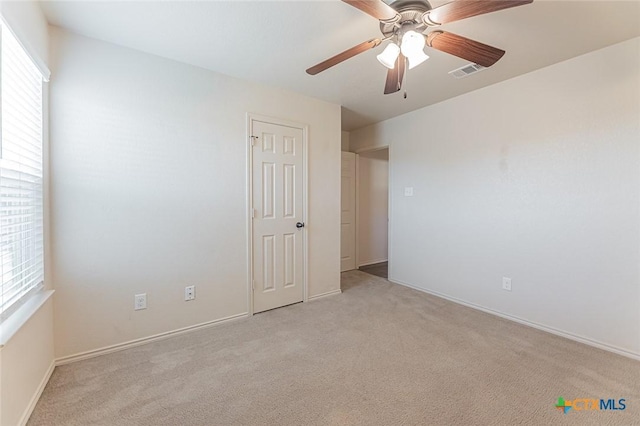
449, 63, 486, 79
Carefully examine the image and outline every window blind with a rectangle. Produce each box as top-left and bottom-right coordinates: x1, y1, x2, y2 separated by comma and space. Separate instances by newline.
0, 23, 45, 315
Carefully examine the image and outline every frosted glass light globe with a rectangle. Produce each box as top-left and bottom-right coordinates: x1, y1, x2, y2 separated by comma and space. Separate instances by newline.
377, 43, 400, 69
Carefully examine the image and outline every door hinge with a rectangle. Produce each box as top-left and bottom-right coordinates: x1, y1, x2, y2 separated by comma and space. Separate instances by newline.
252, 280, 255, 291
252, 208, 256, 219
250, 136, 258, 146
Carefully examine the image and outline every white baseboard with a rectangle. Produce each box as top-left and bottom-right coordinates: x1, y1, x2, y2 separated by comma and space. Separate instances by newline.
56, 312, 249, 366
358, 259, 388, 267
389, 278, 640, 362
308, 289, 342, 301
19, 359, 55, 426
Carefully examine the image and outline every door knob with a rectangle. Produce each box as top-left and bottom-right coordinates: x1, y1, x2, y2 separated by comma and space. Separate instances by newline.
296, 222, 305, 229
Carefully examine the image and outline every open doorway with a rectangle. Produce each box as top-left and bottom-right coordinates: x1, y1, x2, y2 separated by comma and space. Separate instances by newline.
356, 147, 389, 279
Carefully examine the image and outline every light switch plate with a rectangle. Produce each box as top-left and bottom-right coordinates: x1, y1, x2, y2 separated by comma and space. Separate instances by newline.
404, 187, 414, 197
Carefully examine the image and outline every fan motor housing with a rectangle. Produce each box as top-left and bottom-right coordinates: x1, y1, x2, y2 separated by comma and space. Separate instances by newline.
380, 0, 433, 38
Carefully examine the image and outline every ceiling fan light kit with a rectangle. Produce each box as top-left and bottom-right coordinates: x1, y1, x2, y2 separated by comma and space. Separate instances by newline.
400, 30, 429, 69
400, 30, 424, 56
377, 30, 430, 70
306, 0, 533, 94
377, 43, 401, 69
407, 49, 429, 70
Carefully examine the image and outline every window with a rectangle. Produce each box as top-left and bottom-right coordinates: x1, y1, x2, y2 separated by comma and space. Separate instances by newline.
0, 22, 45, 316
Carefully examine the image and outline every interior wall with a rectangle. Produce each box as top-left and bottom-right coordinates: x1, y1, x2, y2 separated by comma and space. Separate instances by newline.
357, 149, 388, 266
341, 131, 350, 151
0, 2, 54, 424
0, 0, 49, 68
49, 27, 341, 359
350, 38, 640, 356
1, 299, 55, 426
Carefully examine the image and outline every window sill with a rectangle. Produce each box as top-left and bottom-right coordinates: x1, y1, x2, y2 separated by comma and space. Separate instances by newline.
0, 289, 54, 348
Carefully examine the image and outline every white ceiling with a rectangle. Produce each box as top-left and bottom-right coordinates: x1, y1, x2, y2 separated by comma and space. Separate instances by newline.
40, 0, 640, 131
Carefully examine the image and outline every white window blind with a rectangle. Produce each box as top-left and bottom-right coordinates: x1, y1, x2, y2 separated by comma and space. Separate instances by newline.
0, 22, 45, 315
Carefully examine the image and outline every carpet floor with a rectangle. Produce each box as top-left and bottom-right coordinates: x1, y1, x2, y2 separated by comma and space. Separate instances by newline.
29, 271, 640, 425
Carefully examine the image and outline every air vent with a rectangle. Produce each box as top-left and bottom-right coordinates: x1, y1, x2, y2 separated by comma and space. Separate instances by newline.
449, 63, 486, 79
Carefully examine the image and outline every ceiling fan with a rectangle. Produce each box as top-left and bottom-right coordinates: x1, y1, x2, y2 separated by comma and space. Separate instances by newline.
306, 0, 533, 95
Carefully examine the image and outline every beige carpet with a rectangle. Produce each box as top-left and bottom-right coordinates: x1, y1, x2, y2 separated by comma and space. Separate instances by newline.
29, 271, 639, 425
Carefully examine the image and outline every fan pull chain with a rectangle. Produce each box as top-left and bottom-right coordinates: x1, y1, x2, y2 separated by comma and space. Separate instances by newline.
403, 56, 408, 99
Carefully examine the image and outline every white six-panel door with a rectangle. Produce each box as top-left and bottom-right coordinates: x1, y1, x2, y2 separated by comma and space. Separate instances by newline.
251, 120, 305, 313
341, 152, 356, 272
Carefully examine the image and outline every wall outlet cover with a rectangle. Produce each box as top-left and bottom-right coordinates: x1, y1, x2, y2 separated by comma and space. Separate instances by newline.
134, 293, 147, 310
502, 277, 512, 291
185, 285, 196, 301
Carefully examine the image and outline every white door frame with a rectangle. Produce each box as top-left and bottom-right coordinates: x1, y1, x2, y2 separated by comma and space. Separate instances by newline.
246, 113, 309, 316
354, 145, 391, 277
341, 151, 357, 272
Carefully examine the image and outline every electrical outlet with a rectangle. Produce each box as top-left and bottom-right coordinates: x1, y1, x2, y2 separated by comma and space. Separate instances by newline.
185, 285, 195, 301
502, 277, 512, 292
134, 293, 147, 310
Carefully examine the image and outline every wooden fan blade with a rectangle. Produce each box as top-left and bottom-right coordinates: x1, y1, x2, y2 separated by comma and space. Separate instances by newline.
343, 0, 399, 21
384, 54, 406, 95
426, 31, 505, 67
306, 38, 382, 75
424, 0, 533, 25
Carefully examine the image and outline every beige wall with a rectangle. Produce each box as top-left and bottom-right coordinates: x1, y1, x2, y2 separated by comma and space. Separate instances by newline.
350, 38, 640, 357
1, 298, 55, 426
357, 149, 388, 266
0, 0, 49, 68
49, 27, 342, 359
341, 131, 350, 151
0, 2, 54, 424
